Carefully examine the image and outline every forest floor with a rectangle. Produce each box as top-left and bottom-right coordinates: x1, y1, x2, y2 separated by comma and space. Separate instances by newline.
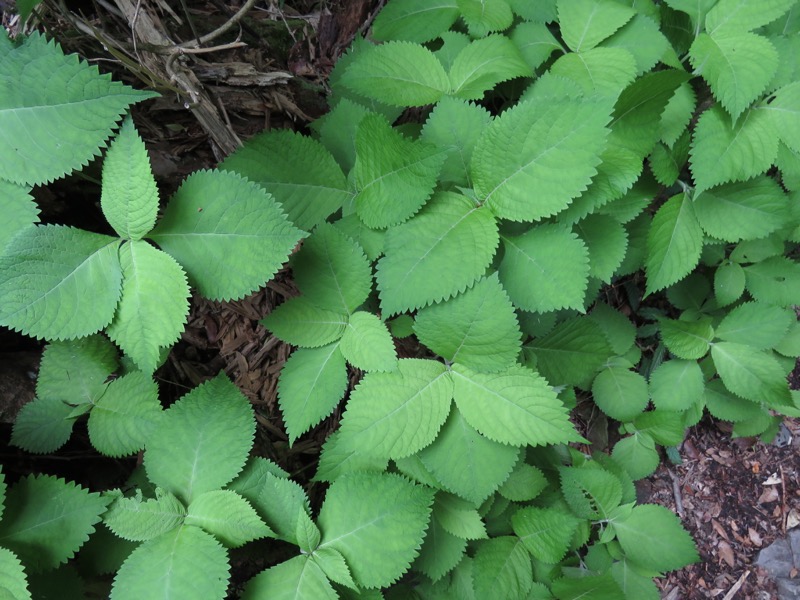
1, 1, 799, 598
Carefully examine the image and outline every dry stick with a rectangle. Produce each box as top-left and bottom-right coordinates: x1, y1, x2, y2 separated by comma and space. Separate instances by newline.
669, 470, 685, 517
780, 464, 787, 535
177, 0, 259, 49
721, 570, 750, 600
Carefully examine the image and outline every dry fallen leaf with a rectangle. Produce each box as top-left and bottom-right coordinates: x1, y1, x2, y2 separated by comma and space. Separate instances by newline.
758, 486, 780, 504
763, 473, 781, 485
748, 527, 762, 546
787, 508, 800, 530
718, 540, 735, 568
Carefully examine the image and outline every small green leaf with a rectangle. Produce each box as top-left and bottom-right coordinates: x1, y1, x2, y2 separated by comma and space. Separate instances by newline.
604, 14, 670, 76
242, 555, 336, 600
413, 518, 467, 582
592, 366, 649, 422
314, 430, 389, 484
339, 311, 398, 372
185, 490, 271, 548
448, 35, 529, 100
510, 21, 561, 71
550, 47, 637, 98
612, 504, 698, 571
659, 317, 714, 360
262, 297, 347, 348
295, 511, 320, 554
241, 473, 311, 545
612, 433, 660, 480
645, 193, 703, 294
574, 214, 628, 282
661, 83, 697, 147
551, 573, 624, 599
433, 494, 487, 540
472, 537, 532, 600
711, 342, 792, 407
103, 489, 186, 542
310, 547, 357, 590
716, 302, 794, 349
457, 0, 514, 36
633, 410, 687, 446
589, 302, 636, 356
0, 182, 38, 253
372, 0, 459, 43
714, 261, 746, 306
558, 0, 635, 52
649, 360, 704, 412
560, 466, 622, 519
512, 506, 580, 564
10, 396, 74, 454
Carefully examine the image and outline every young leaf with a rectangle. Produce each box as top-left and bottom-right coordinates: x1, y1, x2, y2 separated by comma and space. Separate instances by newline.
106, 240, 190, 372
0, 546, 31, 600
101, 117, 159, 240
295, 511, 321, 554
149, 170, 304, 302
311, 547, 357, 591
471, 97, 612, 221
451, 363, 582, 447
711, 342, 792, 407
376, 192, 499, 315
242, 555, 337, 600
371, 0, 460, 43
457, 0, 514, 36
317, 472, 434, 588
10, 396, 74, 454
658, 317, 714, 360
499, 225, 590, 313
560, 466, 622, 519
649, 360, 704, 412
353, 115, 444, 229
278, 344, 348, 445
261, 297, 348, 348
110, 526, 229, 600
512, 506, 580, 564
339, 311, 398, 372
0, 181, 39, 253
0, 475, 109, 572
592, 365, 650, 422
413, 518, 467, 582
0, 32, 157, 186
35, 334, 118, 403
557, 0, 635, 52
103, 489, 186, 542
715, 302, 794, 349
448, 35, 529, 100
633, 410, 687, 446
612, 433, 660, 480
645, 193, 703, 294
472, 537, 532, 600
332, 214, 385, 262
705, 0, 797, 35
0, 226, 122, 340
185, 490, 271, 548
612, 504, 698, 571
337, 359, 453, 459
144, 374, 255, 503
242, 472, 311, 545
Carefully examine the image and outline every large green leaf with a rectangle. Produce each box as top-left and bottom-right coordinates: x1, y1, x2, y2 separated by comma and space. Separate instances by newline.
149, 170, 304, 301
612, 504, 698, 571
448, 35, 529, 100
744, 256, 800, 306
414, 273, 521, 373
711, 341, 792, 407
472, 537, 532, 600
0, 546, 31, 600
645, 193, 703, 294
144, 374, 255, 503
262, 297, 347, 348
512, 506, 580, 564
591, 365, 649, 422
242, 556, 337, 600
318, 472, 434, 588
0, 475, 109, 573
472, 97, 612, 221
185, 490, 271, 548
372, 0, 460, 43
0, 181, 38, 253
715, 301, 794, 349
103, 489, 186, 542
0, 226, 122, 340
376, 192, 499, 315
0, 32, 156, 186
658, 317, 714, 359
558, 0, 635, 52
219, 130, 350, 231
705, 0, 797, 35
339, 311, 398, 372
106, 241, 190, 372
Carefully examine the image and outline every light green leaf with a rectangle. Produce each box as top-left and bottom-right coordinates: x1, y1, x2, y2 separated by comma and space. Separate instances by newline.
661, 83, 697, 147
185, 490, 271, 548
649, 359, 704, 411
776, 320, 800, 357
278, 344, 348, 445
0, 33, 157, 186
744, 256, 800, 306
550, 47, 637, 98
716, 302, 794, 349
106, 240, 189, 372
311, 547, 357, 591
314, 430, 389, 483
372, 0, 459, 43
244, 473, 311, 545
551, 573, 624, 599
574, 214, 628, 282
87, 371, 162, 457
433, 494, 487, 540
435, 31, 472, 70
765, 81, 800, 154
457, 0, 514, 36
645, 193, 703, 294
144, 374, 255, 503
340, 41, 449, 107
512, 507, 580, 564
10, 396, 74, 454
704, 378, 765, 422
711, 341, 792, 407
110, 526, 228, 600
262, 297, 347, 348
705, 0, 797, 35
560, 466, 622, 519
101, 117, 159, 240
510, 21, 561, 72
339, 311, 398, 372
419, 408, 520, 504
0, 475, 108, 572
318, 472, 434, 588
499, 225, 590, 312
472, 537, 532, 600
612, 504, 698, 571
611, 560, 661, 600
472, 97, 612, 221
413, 518, 467, 582
331, 214, 385, 262
227, 456, 289, 494
376, 192, 498, 315
0, 182, 38, 253
35, 334, 117, 403
312, 98, 373, 173
295, 511, 320, 555
591, 366, 649, 422
658, 317, 714, 359
612, 433, 660, 480
715, 262, 746, 307
103, 489, 186, 542
589, 302, 636, 356
149, 170, 304, 301
689, 106, 779, 192
663, 0, 716, 29
0, 226, 122, 340
558, 0, 635, 52
338, 359, 453, 459
414, 273, 521, 373
448, 35, 529, 100
633, 410, 687, 446
0, 547, 31, 600
604, 14, 670, 75
451, 363, 581, 446
242, 555, 336, 600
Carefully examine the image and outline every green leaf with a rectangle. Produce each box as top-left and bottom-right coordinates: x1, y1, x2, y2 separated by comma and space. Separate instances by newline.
0, 182, 38, 253
318, 472, 434, 588
227, 456, 289, 493
550, 47, 637, 98
508, 0, 557, 21
218, 130, 350, 232
413, 519, 467, 582
766, 81, 800, 154
262, 297, 347, 348
705, 0, 797, 35
372, 0, 459, 43
612, 433, 660, 480
716, 302, 794, 349
433, 494, 487, 540
110, 526, 228, 600
0, 33, 156, 186
419, 408, 520, 504
633, 410, 686, 446
414, 273, 521, 373
312, 98, 373, 173
241, 473, 310, 545
560, 466, 622, 519
551, 573, 624, 599
353, 114, 444, 228
278, 344, 348, 445
87, 371, 162, 457
337, 359, 453, 459
512, 507, 580, 564
103, 489, 186, 542
292, 223, 372, 314
101, 117, 159, 240
242, 556, 336, 600
689, 31, 778, 122
144, 374, 255, 503
311, 547, 357, 591
589, 302, 636, 356
574, 214, 628, 282
0, 547, 31, 600
340, 41, 449, 107
0, 475, 108, 572
185, 490, 271, 548
604, 14, 670, 76
592, 366, 649, 422
376, 192, 499, 315
558, 0, 635, 52
711, 341, 792, 407
448, 35, 529, 100
744, 256, 800, 306
106, 241, 189, 371
510, 21, 561, 71
715, 261, 747, 306
612, 504, 698, 571
689, 106, 779, 192
314, 430, 389, 483
472, 537, 532, 600
0, 226, 122, 340
149, 170, 304, 301
457, 0, 514, 36
645, 193, 703, 294
661, 83, 697, 147
295, 511, 320, 554
451, 363, 581, 446
472, 97, 612, 221
339, 311, 398, 372
649, 360, 704, 411
704, 378, 765, 422
526, 317, 613, 387
35, 334, 117, 403
611, 560, 661, 600
332, 214, 385, 262
10, 396, 74, 454
499, 225, 590, 312
659, 317, 714, 359
663, 0, 716, 29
